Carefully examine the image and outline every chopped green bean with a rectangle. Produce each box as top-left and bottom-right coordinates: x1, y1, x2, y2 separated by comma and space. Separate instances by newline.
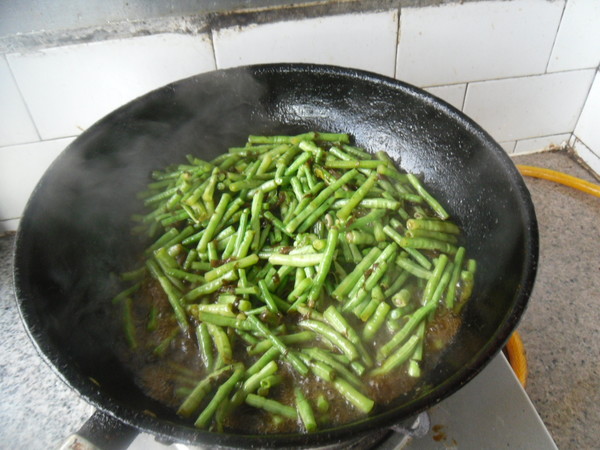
268, 253, 324, 267
377, 302, 437, 361
119, 131, 476, 434
299, 319, 358, 361
153, 327, 179, 357
122, 297, 137, 349
246, 315, 309, 376
112, 282, 141, 305
196, 323, 214, 371
371, 335, 420, 377
406, 174, 449, 220
206, 323, 233, 364
332, 247, 382, 300
400, 236, 458, 254
195, 364, 245, 428
331, 378, 374, 414
285, 169, 358, 234
295, 387, 318, 431
407, 218, 460, 234
245, 393, 297, 420
178, 364, 233, 418
307, 227, 339, 304
204, 254, 259, 282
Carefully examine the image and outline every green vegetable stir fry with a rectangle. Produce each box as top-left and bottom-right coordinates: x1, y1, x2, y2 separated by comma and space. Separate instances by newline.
115, 131, 476, 433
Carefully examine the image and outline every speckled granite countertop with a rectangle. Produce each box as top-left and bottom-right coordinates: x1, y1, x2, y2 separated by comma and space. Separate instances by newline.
511, 151, 600, 449
0, 233, 94, 449
1, 150, 598, 449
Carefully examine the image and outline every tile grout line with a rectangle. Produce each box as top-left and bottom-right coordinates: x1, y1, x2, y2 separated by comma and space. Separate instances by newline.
512, 133, 574, 155
4, 54, 42, 142
544, 0, 568, 74
573, 135, 598, 157
571, 69, 598, 137
567, 132, 577, 154
460, 82, 468, 112
392, 6, 401, 80
0, 135, 78, 152
573, 66, 600, 145
422, 67, 597, 90
507, 139, 517, 154
207, 26, 219, 70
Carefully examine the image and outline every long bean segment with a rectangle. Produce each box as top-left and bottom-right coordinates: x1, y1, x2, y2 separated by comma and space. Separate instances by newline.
119, 131, 476, 434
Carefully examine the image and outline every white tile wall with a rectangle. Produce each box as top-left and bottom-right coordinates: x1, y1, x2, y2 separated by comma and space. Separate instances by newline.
513, 133, 571, 154
396, 0, 565, 87
574, 71, 600, 155
572, 138, 600, 175
213, 11, 398, 77
0, 56, 38, 147
547, 0, 600, 72
424, 84, 466, 111
463, 69, 595, 142
7, 33, 215, 140
0, 218, 20, 233
1, 0, 599, 231
498, 141, 517, 154
0, 138, 74, 223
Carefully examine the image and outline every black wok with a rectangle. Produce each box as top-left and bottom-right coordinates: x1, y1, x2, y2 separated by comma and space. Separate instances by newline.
13, 64, 538, 448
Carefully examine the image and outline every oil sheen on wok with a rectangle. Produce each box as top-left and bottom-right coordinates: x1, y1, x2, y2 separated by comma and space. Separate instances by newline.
114, 131, 476, 434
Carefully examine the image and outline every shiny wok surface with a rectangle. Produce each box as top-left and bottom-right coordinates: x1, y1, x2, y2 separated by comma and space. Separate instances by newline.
14, 64, 537, 448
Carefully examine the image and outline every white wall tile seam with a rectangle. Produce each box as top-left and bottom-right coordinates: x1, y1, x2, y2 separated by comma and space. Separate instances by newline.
568, 134, 577, 147
499, 140, 517, 154
207, 29, 218, 71
420, 81, 474, 90
517, 132, 573, 145
0, 219, 19, 233
572, 69, 600, 137
0, 137, 42, 150
509, 148, 553, 157
574, 137, 596, 156
544, 0, 569, 74
414, 73, 538, 89
571, 138, 600, 176
393, 7, 402, 80
511, 129, 575, 144
420, 67, 595, 89
211, 28, 223, 69
3, 54, 41, 142
513, 133, 573, 155
0, 135, 79, 151
460, 82, 469, 112
574, 135, 599, 158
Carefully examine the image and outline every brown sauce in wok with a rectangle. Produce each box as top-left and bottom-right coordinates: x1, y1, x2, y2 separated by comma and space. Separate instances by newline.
117, 277, 464, 434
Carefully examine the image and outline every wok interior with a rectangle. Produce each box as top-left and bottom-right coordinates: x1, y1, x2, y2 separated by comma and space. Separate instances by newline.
15, 65, 535, 445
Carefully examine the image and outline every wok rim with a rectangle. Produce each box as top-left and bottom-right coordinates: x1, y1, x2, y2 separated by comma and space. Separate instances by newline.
13, 62, 538, 448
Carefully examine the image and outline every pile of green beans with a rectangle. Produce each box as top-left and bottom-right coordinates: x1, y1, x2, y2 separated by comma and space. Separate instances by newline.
115, 131, 476, 433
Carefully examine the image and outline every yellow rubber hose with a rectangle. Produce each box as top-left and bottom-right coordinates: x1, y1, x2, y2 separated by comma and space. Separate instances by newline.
516, 165, 600, 198
505, 331, 528, 387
